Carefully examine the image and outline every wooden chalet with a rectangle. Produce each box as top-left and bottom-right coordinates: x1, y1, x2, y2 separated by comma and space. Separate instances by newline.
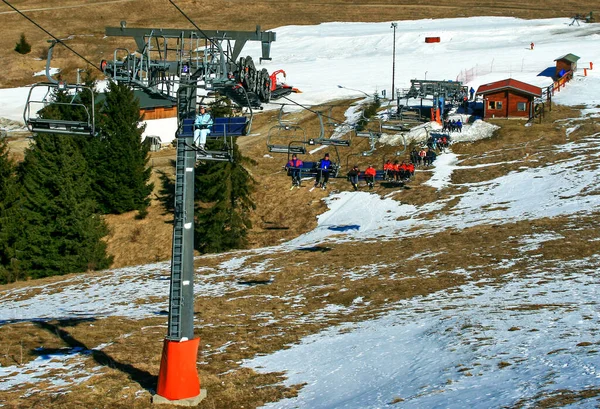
554, 53, 580, 79
476, 78, 542, 120
96, 89, 177, 120
134, 89, 177, 120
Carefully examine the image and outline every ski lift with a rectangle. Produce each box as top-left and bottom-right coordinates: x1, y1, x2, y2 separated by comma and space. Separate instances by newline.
24, 40, 96, 136
354, 112, 383, 156
308, 110, 352, 147
24, 82, 96, 136
381, 100, 412, 132
266, 106, 307, 154
179, 118, 237, 162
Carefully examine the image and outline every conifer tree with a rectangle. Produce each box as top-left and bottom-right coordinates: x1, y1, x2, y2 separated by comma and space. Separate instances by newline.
0, 135, 14, 208
14, 133, 112, 279
194, 141, 255, 253
93, 81, 153, 216
0, 135, 20, 283
14, 33, 31, 54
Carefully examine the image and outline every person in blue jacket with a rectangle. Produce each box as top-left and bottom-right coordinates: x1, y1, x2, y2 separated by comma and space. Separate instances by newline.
193, 106, 213, 151
314, 152, 332, 189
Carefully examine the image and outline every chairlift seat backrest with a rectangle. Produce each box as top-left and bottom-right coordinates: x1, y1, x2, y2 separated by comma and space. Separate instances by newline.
211, 117, 248, 137
181, 117, 248, 138
284, 161, 340, 178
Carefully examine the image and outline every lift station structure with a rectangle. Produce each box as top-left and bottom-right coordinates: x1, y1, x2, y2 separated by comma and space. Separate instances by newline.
102, 22, 279, 405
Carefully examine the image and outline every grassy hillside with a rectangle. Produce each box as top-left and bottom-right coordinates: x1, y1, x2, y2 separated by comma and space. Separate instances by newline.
0, 0, 597, 87
3, 100, 600, 407
1, 2, 600, 408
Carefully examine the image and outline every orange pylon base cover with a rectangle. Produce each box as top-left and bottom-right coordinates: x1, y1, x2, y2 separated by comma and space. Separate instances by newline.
156, 338, 201, 401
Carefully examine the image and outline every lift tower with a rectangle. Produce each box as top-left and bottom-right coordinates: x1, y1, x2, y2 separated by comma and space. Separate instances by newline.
103, 23, 276, 406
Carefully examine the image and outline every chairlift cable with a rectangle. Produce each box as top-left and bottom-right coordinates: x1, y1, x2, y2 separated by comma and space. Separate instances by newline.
2, 0, 102, 73
280, 94, 354, 129
167, 0, 236, 66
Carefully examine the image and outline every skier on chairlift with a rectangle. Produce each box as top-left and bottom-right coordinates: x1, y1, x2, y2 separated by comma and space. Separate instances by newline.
314, 153, 332, 189
194, 106, 213, 151
347, 164, 360, 191
285, 153, 303, 188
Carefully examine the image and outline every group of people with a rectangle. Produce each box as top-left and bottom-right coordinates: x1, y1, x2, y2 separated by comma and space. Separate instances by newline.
347, 164, 377, 190
285, 152, 333, 190
286, 153, 419, 191
410, 147, 438, 167
383, 160, 415, 182
423, 134, 450, 153
442, 118, 462, 133
285, 153, 384, 191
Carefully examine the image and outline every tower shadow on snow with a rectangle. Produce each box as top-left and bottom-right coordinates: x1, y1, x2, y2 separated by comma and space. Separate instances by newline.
34, 319, 157, 392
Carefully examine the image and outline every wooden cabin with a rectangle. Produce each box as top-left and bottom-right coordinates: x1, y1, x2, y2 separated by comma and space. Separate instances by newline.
96, 89, 177, 120
476, 79, 542, 120
554, 53, 580, 79
135, 90, 177, 120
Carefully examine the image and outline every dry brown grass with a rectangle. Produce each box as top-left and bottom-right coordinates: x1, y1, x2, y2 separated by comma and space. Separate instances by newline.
3, 89, 599, 409
2, 2, 600, 408
1, 0, 598, 87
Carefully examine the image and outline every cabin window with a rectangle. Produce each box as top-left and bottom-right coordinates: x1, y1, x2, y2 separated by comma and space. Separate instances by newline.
488, 101, 503, 110
517, 102, 527, 111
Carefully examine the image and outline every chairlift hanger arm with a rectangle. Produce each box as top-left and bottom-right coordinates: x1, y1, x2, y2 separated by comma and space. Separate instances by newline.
104, 26, 276, 62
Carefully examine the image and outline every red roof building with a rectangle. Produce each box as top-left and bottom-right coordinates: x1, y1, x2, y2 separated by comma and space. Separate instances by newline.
476, 78, 542, 120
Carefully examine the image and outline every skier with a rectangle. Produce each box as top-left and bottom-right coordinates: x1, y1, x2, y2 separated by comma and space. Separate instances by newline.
383, 159, 395, 181
364, 164, 376, 189
347, 165, 360, 191
314, 153, 332, 189
193, 106, 213, 151
285, 153, 303, 188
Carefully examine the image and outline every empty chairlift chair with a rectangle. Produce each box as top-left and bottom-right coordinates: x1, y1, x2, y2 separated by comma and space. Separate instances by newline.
308, 110, 352, 147
266, 107, 307, 155
24, 82, 96, 137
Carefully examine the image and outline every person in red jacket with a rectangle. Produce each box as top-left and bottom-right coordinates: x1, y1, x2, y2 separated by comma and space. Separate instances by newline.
285, 154, 303, 187
397, 161, 406, 180
364, 164, 377, 189
383, 159, 394, 181
407, 162, 415, 178
392, 160, 401, 181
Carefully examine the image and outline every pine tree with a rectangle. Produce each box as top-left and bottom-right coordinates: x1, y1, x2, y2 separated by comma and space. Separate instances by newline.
194, 141, 255, 253
14, 33, 31, 54
14, 133, 112, 280
0, 135, 20, 283
93, 81, 154, 216
0, 135, 14, 207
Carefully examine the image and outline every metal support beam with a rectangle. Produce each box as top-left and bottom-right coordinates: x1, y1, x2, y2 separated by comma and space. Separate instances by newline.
105, 25, 276, 61
167, 77, 198, 341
